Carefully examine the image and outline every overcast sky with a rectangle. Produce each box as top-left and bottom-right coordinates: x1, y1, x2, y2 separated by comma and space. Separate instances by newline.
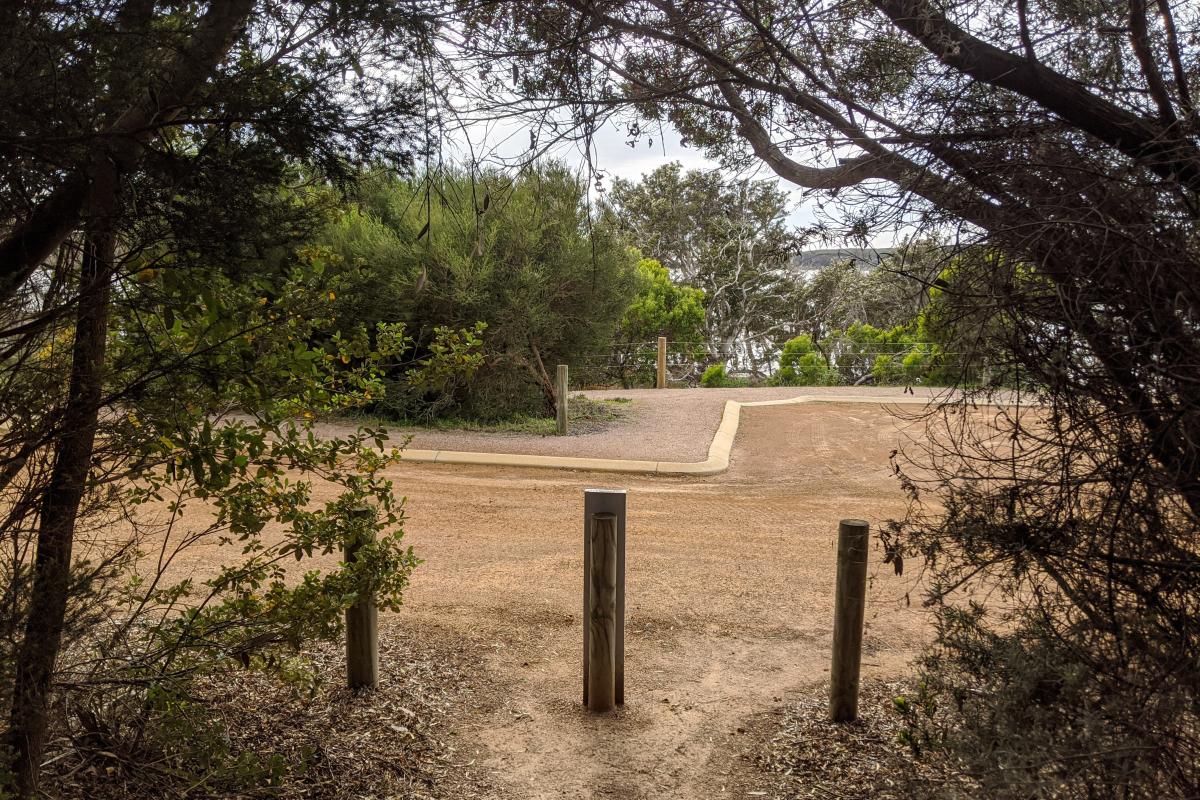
429, 50, 906, 249
438, 112, 881, 244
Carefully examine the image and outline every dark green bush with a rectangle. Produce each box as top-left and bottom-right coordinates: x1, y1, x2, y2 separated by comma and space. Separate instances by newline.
323, 163, 637, 420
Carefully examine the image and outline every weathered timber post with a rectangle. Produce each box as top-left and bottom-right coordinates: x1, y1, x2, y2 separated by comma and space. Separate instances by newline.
345, 506, 379, 689
556, 363, 569, 435
583, 488, 626, 708
656, 336, 667, 389
587, 512, 618, 711
830, 518, 869, 721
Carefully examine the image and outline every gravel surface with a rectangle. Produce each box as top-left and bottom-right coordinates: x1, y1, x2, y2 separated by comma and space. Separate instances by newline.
330, 386, 951, 462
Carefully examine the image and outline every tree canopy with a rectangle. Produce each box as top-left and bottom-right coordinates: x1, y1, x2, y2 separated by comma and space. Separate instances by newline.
0, 3, 440, 794
603, 163, 801, 375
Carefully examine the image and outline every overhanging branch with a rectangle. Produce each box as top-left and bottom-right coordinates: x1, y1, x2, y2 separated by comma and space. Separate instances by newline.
872, 0, 1200, 193
716, 81, 888, 190
0, 0, 254, 304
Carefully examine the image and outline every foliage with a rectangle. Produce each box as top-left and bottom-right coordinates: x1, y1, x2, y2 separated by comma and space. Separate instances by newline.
32, 242, 473, 789
793, 244, 942, 344
607, 258, 706, 387
778, 320, 952, 389
6, 239, 469, 796
699, 364, 747, 388
603, 164, 802, 377
825, 323, 923, 385
776, 335, 832, 386
0, 2, 438, 794
895, 605, 1181, 797
324, 163, 638, 418
619, 259, 706, 349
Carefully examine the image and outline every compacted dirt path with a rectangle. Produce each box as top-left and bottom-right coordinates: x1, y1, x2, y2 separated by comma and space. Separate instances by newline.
380, 401, 934, 798
160, 398, 939, 797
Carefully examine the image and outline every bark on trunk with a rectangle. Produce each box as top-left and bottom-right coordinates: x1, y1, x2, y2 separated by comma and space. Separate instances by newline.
4, 230, 113, 797
527, 340, 558, 416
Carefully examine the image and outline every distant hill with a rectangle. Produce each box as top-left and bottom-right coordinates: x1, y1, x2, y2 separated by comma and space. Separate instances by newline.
790, 247, 896, 271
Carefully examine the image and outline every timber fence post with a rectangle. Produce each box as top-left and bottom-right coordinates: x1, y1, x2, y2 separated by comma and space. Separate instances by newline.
556, 364, 568, 435
583, 489, 626, 709
656, 336, 667, 389
587, 512, 617, 712
345, 506, 379, 690
830, 518, 869, 722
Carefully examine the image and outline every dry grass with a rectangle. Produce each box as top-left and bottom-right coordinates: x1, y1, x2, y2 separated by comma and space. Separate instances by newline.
744, 681, 974, 799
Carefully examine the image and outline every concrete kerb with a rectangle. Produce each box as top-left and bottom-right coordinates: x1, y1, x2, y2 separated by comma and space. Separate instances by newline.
392, 394, 943, 476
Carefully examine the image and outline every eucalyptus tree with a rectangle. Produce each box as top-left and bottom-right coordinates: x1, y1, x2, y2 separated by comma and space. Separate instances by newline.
603, 163, 802, 374
453, 1, 1200, 793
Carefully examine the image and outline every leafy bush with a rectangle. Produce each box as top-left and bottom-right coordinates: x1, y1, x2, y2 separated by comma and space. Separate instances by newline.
700, 364, 748, 388
777, 335, 833, 385
607, 258, 706, 387
700, 364, 728, 387
0, 245, 451, 796
324, 163, 638, 418
897, 604, 1191, 797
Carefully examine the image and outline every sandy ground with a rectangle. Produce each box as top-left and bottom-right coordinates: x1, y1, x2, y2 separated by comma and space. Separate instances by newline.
165, 398, 937, 798
315, 386, 950, 462
377, 400, 931, 798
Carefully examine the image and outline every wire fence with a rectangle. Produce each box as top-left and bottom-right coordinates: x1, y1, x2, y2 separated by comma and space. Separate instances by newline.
563, 340, 993, 390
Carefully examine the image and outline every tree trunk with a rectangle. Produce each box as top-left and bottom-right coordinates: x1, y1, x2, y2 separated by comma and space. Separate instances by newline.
5, 230, 113, 797
527, 340, 558, 416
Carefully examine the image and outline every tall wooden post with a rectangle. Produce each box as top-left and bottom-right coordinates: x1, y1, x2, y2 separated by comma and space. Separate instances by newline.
556, 363, 569, 435
656, 336, 667, 389
587, 513, 618, 712
583, 489, 626, 708
830, 519, 869, 722
345, 506, 379, 690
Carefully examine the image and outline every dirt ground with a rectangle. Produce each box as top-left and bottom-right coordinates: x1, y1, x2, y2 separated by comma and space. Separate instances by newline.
167, 399, 937, 798
386, 401, 931, 798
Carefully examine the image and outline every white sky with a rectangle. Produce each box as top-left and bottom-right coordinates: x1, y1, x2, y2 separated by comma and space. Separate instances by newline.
433, 79, 908, 247
438, 112, 848, 237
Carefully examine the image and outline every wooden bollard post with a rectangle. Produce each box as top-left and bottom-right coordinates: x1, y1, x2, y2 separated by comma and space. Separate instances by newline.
656, 336, 667, 389
830, 519, 869, 721
583, 489, 626, 708
587, 512, 618, 711
345, 506, 379, 690
556, 364, 569, 435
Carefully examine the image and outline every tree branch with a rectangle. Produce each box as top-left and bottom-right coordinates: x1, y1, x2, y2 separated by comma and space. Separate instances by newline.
1154, 0, 1198, 126
715, 81, 888, 190
1128, 0, 1178, 125
0, 0, 255, 304
872, 0, 1200, 192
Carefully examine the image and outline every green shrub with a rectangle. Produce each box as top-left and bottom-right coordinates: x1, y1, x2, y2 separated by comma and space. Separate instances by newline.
700, 364, 748, 387
700, 364, 728, 387
777, 335, 833, 385
610, 258, 707, 387
323, 163, 638, 418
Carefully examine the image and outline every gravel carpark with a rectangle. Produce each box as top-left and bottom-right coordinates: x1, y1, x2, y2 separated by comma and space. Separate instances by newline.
316, 385, 951, 462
